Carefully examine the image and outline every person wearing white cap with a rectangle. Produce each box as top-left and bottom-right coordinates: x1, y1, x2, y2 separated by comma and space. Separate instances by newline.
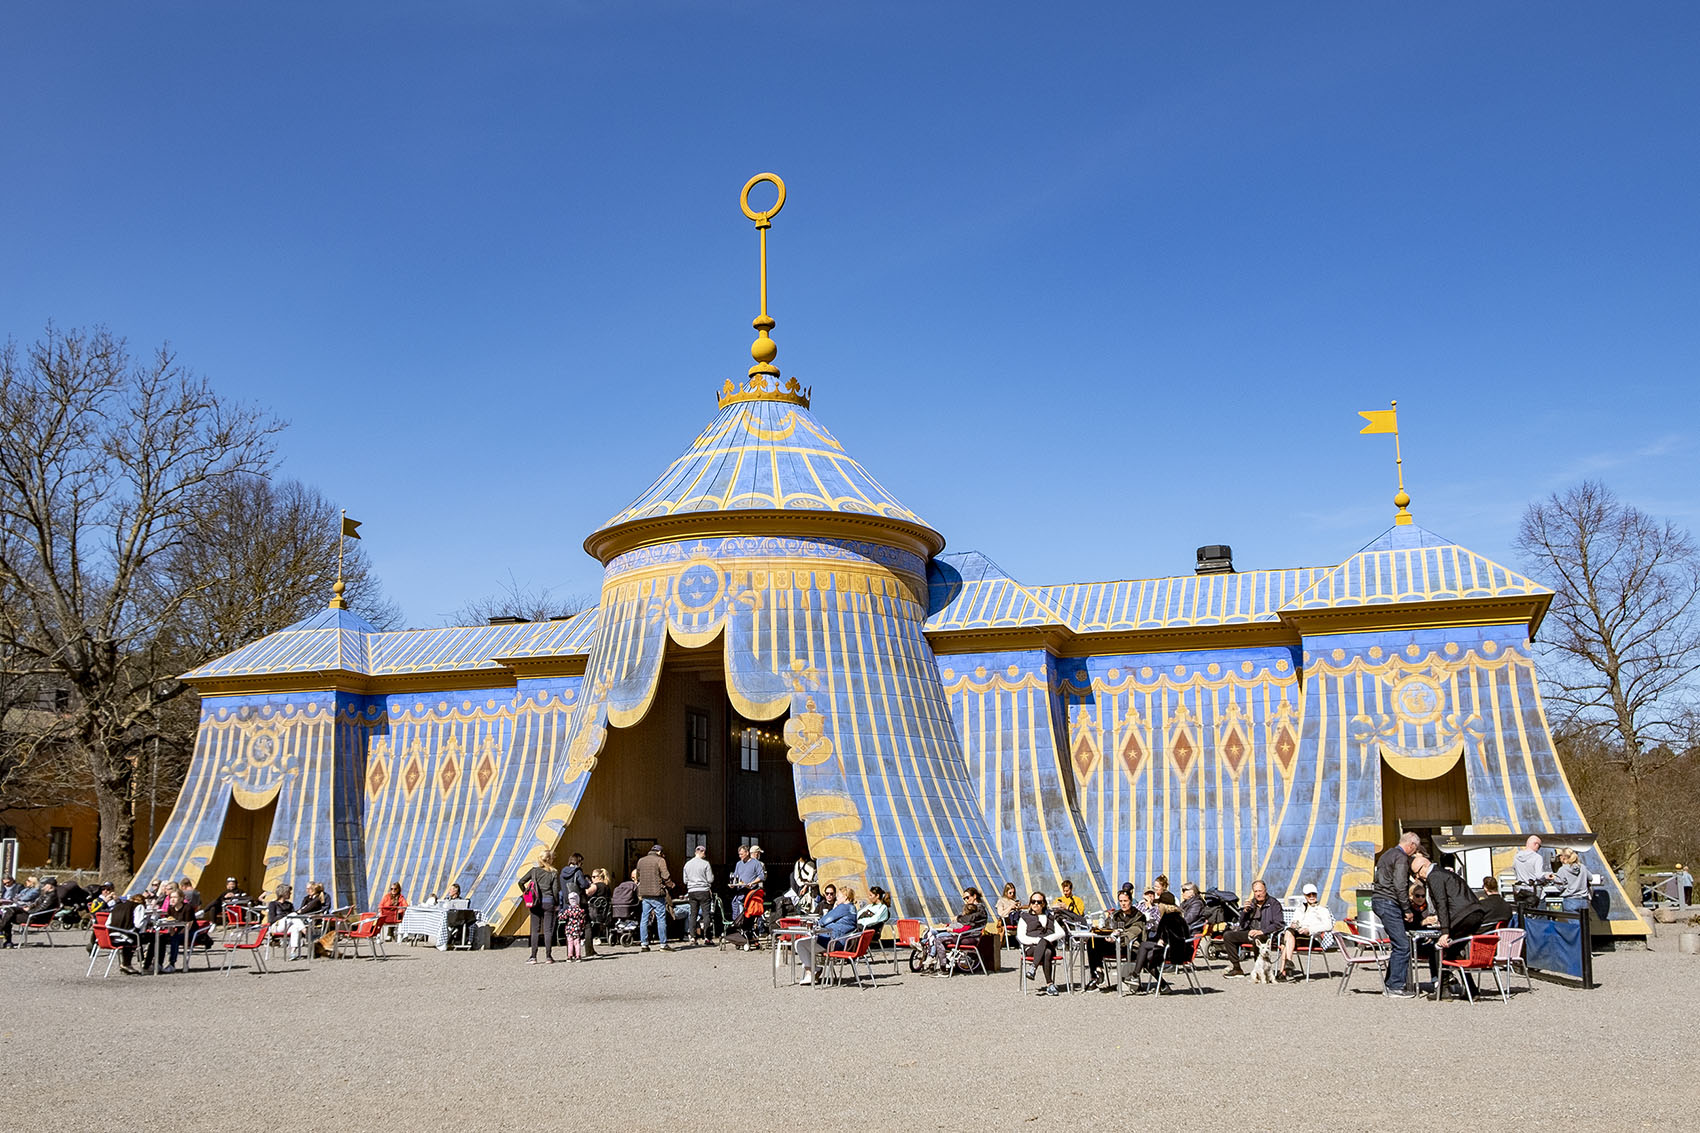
1279, 883, 1335, 981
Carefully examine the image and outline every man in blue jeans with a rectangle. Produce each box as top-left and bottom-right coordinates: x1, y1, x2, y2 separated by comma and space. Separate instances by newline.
635, 844, 674, 952
1371, 831, 1422, 998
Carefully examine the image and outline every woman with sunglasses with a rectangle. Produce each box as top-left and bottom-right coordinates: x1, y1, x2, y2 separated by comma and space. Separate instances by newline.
1015, 892, 1066, 996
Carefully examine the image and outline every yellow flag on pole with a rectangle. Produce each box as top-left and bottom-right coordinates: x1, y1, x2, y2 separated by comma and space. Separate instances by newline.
342, 516, 363, 539
1358, 408, 1397, 434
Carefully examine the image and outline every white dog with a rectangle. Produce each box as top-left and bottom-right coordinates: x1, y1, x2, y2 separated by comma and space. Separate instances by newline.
1248, 937, 1281, 984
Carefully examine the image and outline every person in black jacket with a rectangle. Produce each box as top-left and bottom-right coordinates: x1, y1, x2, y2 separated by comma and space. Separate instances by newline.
1220, 880, 1283, 979
1475, 876, 1514, 928
1371, 831, 1422, 997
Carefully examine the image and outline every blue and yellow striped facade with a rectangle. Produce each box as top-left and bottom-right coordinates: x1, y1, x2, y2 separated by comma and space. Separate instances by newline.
134, 395, 1643, 934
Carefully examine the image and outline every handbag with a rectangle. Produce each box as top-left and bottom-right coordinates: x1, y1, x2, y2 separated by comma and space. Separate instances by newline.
523, 883, 537, 909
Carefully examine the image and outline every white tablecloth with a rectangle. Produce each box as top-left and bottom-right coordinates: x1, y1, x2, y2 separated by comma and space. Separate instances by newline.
398, 905, 452, 950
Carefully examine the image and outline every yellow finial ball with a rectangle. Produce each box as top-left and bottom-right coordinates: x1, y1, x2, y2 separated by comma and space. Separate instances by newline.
333, 579, 347, 596
1394, 490, 1411, 509
750, 334, 778, 365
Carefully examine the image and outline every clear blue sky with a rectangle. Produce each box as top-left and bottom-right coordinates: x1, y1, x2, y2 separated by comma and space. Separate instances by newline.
5, 3, 1696, 626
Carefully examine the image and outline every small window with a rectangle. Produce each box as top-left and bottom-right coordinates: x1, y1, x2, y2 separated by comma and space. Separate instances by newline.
738, 835, 761, 851
48, 827, 72, 867
684, 829, 709, 857
685, 708, 710, 767
739, 727, 760, 773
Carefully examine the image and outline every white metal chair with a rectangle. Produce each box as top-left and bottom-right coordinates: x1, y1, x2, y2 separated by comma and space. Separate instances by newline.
1291, 928, 1338, 980
1493, 928, 1531, 999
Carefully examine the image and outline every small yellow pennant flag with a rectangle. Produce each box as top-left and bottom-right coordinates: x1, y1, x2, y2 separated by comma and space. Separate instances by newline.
342, 516, 363, 539
1358, 409, 1397, 435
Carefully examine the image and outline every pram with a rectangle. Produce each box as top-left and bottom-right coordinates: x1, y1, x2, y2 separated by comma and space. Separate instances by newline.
723, 886, 768, 949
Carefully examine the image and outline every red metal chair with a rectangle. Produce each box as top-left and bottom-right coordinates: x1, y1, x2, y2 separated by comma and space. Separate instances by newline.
336, 912, 387, 960
18, 908, 59, 947
821, 928, 878, 988
1439, 933, 1503, 1003
939, 927, 985, 976
219, 921, 271, 974
86, 920, 136, 978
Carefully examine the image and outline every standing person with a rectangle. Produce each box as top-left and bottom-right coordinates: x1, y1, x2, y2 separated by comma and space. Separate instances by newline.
635, 844, 674, 952
1372, 831, 1422, 998
1551, 849, 1591, 914
1676, 864, 1694, 907
519, 853, 560, 964
561, 892, 588, 961
1220, 880, 1283, 979
1512, 835, 1550, 890
683, 845, 716, 945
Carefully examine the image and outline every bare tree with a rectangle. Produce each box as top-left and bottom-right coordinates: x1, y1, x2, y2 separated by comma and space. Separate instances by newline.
0, 324, 290, 877
443, 571, 592, 627
1517, 480, 1700, 899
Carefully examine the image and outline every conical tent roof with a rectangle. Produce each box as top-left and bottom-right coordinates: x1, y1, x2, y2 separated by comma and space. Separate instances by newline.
585, 392, 943, 561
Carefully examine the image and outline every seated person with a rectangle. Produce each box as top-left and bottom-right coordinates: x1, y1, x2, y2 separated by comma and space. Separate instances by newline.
611, 871, 640, 920
1279, 884, 1335, 980
377, 882, 408, 929
0, 879, 58, 946
265, 884, 314, 960
1054, 879, 1085, 917
1135, 886, 1160, 925
205, 877, 249, 924
795, 892, 858, 983
1220, 879, 1283, 979
1176, 882, 1207, 933
155, 881, 192, 971
0, 875, 18, 903
1476, 876, 1514, 927
995, 883, 1020, 927
1015, 892, 1066, 996
105, 893, 145, 974
857, 886, 891, 933
1133, 894, 1191, 985
923, 887, 989, 971
88, 882, 120, 917
1414, 854, 1493, 984
1091, 888, 1147, 989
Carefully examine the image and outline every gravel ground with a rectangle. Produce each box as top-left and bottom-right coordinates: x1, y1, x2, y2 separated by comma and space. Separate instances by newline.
4, 930, 1697, 1131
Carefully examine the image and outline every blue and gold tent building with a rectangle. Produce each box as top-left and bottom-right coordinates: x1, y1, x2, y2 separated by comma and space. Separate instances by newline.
135, 176, 1643, 936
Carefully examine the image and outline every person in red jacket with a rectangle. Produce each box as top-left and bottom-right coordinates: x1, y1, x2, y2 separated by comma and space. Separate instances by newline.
377, 882, 408, 940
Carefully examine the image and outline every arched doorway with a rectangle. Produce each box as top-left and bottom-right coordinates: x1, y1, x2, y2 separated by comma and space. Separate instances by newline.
564, 645, 806, 886
197, 795, 278, 897
1381, 753, 1471, 860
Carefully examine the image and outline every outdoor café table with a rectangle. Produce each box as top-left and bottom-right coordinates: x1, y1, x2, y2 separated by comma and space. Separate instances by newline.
1060, 927, 1095, 992
397, 904, 454, 950
135, 919, 189, 974
772, 924, 816, 987
1409, 928, 1443, 991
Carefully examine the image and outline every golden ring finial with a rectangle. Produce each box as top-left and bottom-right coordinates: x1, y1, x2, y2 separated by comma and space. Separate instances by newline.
740, 172, 787, 226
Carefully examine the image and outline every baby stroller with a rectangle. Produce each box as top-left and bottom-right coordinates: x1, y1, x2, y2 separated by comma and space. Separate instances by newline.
1201, 888, 1240, 960
724, 886, 768, 950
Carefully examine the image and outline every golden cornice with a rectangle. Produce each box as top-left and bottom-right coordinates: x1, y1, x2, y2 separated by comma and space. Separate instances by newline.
1278, 596, 1550, 639
188, 667, 524, 699
490, 655, 588, 679
924, 621, 1300, 658
584, 508, 945, 565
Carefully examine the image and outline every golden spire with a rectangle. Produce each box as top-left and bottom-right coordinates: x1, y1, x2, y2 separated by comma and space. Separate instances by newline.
717, 173, 810, 409
1357, 400, 1412, 526
740, 172, 786, 378
329, 510, 362, 609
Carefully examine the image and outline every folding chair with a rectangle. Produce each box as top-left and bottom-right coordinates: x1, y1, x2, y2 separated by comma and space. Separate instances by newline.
1334, 929, 1390, 996
1494, 928, 1531, 998
821, 928, 877, 989
1439, 934, 1503, 1003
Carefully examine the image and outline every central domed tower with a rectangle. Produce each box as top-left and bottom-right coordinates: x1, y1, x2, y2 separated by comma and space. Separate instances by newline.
484, 175, 1005, 927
